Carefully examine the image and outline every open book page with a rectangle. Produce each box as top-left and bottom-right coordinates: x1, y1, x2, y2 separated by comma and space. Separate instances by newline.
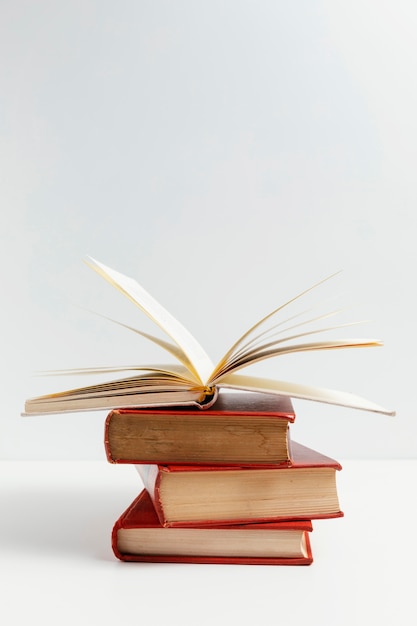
211, 338, 382, 381
85, 257, 214, 384
86, 261, 381, 387
83, 314, 206, 382
209, 274, 342, 380
23, 365, 220, 414
24, 390, 214, 415
23, 258, 394, 416
217, 373, 395, 416
39, 364, 196, 379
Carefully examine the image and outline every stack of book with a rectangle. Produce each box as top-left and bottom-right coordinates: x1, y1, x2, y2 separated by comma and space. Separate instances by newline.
107, 392, 343, 566
23, 258, 394, 565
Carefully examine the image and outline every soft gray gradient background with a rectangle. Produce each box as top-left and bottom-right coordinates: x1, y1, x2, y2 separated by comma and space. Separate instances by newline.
1, 0, 413, 459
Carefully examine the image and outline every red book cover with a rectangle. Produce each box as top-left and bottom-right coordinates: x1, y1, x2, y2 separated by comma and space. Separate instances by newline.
104, 392, 295, 466
112, 490, 313, 565
137, 441, 343, 527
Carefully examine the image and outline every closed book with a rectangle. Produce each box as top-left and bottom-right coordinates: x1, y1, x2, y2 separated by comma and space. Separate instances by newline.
137, 441, 343, 527
112, 489, 313, 565
105, 392, 295, 466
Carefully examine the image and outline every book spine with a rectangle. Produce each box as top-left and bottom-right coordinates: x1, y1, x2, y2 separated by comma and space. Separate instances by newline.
104, 411, 115, 463
111, 513, 124, 560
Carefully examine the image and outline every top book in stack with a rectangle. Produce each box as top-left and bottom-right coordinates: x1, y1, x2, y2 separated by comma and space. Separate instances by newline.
105, 392, 295, 466
23, 258, 395, 417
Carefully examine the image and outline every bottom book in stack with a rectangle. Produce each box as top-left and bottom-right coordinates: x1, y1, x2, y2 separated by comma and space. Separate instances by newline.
112, 489, 314, 565
111, 442, 343, 565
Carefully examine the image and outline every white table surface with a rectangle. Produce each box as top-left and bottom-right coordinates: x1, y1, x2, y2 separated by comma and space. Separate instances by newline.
1, 459, 415, 626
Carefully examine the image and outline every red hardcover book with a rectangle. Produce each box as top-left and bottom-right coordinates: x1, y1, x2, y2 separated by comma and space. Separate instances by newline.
104, 392, 295, 466
137, 441, 343, 527
112, 489, 313, 565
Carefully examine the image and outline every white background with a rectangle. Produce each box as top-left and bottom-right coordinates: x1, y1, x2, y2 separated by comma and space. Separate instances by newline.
1, 0, 415, 461
1, 4, 416, 625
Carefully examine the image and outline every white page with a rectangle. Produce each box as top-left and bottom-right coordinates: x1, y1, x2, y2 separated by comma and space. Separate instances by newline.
86, 257, 214, 383
217, 373, 395, 415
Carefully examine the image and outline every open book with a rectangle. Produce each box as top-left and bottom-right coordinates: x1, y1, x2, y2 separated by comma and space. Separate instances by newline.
24, 258, 395, 416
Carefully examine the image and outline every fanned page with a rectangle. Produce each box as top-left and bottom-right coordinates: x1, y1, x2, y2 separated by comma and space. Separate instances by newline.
210, 274, 343, 380
209, 273, 380, 382
24, 258, 395, 416
85, 257, 214, 384
217, 373, 395, 416
24, 365, 220, 414
211, 338, 383, 381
